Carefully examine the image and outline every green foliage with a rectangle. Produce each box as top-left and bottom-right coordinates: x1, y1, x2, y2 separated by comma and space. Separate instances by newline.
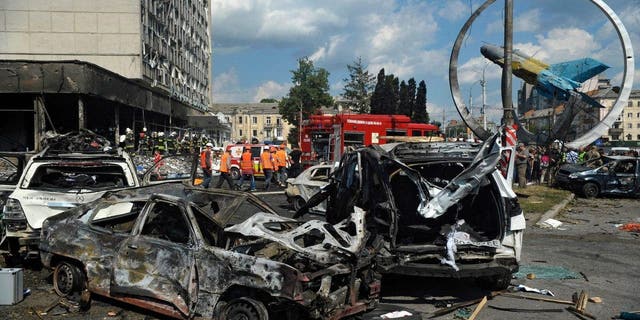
278, 57, 333, 144
260, 98, 278, 103
342, 57, 375, 113
412, 80, 429, 123
398, 80, 410, 117
370, 69, 385, 114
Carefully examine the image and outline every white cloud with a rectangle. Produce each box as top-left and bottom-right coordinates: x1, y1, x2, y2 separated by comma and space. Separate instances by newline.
534, 28, 600, 62
213, 68, 239, 92
253, 81, 290, 102
486, 8, 542, 34
437, 0, 468, 22
458, 56, 501, 84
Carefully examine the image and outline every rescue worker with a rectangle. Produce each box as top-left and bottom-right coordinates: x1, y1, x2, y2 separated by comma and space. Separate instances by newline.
200, 142, 214, 188
236, 146, 256, 191
261, 146, 275, 191
166, 131, 178, 155
275, 144, 289, 187
157, 132, 167, 154
138, 128, 150, 155
215, 148, 234, 189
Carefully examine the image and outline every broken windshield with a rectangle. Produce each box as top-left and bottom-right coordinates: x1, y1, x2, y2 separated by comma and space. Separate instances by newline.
0, 156, 20, 185
27, 163, 128, 192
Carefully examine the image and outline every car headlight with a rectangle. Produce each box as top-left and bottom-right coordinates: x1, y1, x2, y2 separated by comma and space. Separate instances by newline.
568, 173, 578, 179
3, 198, 26, 220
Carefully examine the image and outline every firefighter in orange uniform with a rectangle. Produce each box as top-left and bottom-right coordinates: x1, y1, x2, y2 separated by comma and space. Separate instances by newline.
215, 148, 234, 189
261, 146, 275, 191
236, 146, 256, 191
275, 144, 288, 187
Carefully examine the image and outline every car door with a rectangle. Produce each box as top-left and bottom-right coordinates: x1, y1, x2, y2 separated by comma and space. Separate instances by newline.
298, 165, 332, 212
141, 155, 197, 185
111, 199, 198, 317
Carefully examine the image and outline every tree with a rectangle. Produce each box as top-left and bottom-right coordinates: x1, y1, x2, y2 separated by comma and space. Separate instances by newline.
370, 68, 385, 114
260, 98, 278, 103
413, 80, 429, 123
278, 57, 334, 145
398, 80, 411, 117
407, 78, 417, 118
342, 57, 375, 113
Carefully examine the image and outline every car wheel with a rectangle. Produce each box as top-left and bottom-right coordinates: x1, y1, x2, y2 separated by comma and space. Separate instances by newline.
582, 182, 599, 198
477, 273, 511, 291
230, 167, 241, 180
293, 196, 306, 212
53, 261, 86, 300
221, 297, 269, 320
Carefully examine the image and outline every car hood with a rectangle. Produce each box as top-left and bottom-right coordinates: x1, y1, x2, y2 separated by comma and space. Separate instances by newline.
225, 207, 367, 265
14, 189, 105, 230
561, 163, 593, 174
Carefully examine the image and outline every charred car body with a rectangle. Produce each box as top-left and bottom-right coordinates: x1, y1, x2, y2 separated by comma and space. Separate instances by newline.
0, 152, 30, 246
297, 134, 525, 289
285, 163, 333, 212
39, 182, 380, 319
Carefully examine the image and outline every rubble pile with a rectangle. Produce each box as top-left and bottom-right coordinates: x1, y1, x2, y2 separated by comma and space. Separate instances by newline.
41, 130, 112, 153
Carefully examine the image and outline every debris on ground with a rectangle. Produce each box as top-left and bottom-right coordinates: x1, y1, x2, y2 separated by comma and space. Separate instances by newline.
467, 296, 487, 320
453, 307, 472, 319
567, 290, 596, 320
526, 273, 536, 279
499, 292, 574, 305
41, 129, 112, 153
618, 311, 640, 320
539, 218, 564, 229
588, 297, 602, 303
514, 265, 580, 280
618, 223, 640, 232
488, 305, 563, 313
511, 284, 555, 296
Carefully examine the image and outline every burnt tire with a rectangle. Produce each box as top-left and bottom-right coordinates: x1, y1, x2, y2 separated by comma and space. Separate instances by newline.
230, 167, 241, 180
293, 196, 306, 212
582, 182, 599, 198
477, 273, 512, 291
221, 297, 269, 320
53, 261, 86, 300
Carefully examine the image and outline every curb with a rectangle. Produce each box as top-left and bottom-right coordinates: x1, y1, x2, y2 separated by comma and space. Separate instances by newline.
535, 192, 575, 226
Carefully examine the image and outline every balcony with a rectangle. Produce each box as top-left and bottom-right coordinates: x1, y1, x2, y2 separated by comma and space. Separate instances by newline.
608, 127, 624, 136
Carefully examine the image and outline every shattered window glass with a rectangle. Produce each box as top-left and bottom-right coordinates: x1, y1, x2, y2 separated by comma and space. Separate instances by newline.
148, 155, 193, 181
27, 163, 128, 191
90, 201, 145, 234
0, 156, 20, 185
141, 201, 192, 245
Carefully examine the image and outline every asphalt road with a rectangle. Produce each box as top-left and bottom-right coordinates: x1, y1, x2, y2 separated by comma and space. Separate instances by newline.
1, 188, 639, 320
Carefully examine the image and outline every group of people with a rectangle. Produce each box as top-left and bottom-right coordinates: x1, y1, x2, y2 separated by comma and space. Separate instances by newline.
120, 128, 214, 156
515, 142, 606, 188
200, 143, 303, 191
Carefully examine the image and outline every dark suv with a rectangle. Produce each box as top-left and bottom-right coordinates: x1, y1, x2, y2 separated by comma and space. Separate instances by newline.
555, 156, 639, 198
296, 134, 525, 289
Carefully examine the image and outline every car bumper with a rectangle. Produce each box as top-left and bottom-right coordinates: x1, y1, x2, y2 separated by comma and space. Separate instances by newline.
380, 258, 519, 278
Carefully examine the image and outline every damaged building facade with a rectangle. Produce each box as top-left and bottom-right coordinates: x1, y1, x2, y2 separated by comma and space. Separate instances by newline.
0, 0, 215, 151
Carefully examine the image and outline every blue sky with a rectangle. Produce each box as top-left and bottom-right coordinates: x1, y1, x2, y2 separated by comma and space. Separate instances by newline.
211, 0, 640, 124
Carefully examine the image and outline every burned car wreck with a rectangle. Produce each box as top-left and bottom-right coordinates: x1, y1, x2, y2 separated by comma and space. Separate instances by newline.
39, 182, 380, 320
296, 133, 525, 290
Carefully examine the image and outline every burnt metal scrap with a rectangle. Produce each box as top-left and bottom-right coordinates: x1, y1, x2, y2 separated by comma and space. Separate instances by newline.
41, 129, 112, 153
39, 182, 380, 319
296, 133, 524, 289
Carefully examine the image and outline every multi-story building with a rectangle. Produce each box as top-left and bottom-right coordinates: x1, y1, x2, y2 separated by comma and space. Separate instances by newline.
598, 88, 640, 143
0, 0, 212, 150
211, 103, 294, 144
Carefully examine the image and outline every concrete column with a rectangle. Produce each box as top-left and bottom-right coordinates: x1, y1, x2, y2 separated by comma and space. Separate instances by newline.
33, 96, 46, 151
115, 106, 120, 144
78, 97, 85, 129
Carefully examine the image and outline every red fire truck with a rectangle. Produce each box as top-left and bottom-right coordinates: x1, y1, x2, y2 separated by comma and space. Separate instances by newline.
300, 114, 439, 166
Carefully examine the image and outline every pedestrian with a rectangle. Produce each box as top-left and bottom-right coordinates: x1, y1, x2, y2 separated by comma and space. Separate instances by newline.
515, 143, 529, 188
566, 148, 578, 164
540, 148, 550, 184
275, 144, 289, 187
215, 148, 235, 189
586, 146, 602, 168
236, 146, 256, 191
289, 145, 302, 178
200, 143, 214, 189
261, 146, 275, 191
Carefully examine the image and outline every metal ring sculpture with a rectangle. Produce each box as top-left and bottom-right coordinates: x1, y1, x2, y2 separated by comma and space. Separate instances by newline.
449, 0, 634, 148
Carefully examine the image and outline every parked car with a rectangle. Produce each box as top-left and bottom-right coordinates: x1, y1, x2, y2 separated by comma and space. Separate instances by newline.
39, 182, 380, 320
0, 152, 31, 246
2, 131, 196, 258
284, 163, 332, 212
555, 155, 639, 198
295, 133, 525, 290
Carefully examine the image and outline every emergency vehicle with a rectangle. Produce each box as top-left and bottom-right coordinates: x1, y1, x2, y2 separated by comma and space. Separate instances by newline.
300, 114, 439, 166
225, 143, 269, 180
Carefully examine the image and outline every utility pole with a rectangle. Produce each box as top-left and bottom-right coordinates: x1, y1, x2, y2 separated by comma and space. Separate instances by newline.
502, 0, 514, 127
481, 67, 487, 130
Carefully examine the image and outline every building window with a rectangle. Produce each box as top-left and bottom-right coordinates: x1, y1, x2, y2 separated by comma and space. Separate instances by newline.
638, 134, 640, 140
637, 101, 640, 107
629, 101, 633, 108
276, 128, 283, 137
637, 123, 640, 128
266, 116, 271, 124
252, 117, 258, 124
276, 118, 281, 125
628, 123, 633, 129
238, 117, 243, 124
266, 130, 271, 138
252, 129, 257, 137
637, 113, 640, 118
628, 113, 633, 118
239, 129, 243, 136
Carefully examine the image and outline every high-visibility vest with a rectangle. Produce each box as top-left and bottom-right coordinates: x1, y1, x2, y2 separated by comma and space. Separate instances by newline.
220, 153, 230, 173
241, 152, 253, 171
261, 151, 274, 170
275, 150, 287, 167
200, 150, 211, 169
